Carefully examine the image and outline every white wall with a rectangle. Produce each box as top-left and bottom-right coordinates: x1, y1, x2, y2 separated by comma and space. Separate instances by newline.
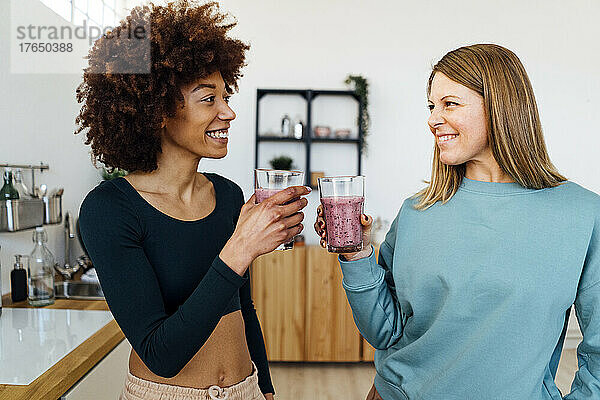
0, 0, 130, 295
1, 0, 599, 301
197, 0, 600, 223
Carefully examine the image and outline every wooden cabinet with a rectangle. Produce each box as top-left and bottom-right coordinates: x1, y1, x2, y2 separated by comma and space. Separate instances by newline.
251, 245, 363, 362
362, 340, 376, 362
305, 246, 361, 361
251, 247, 306, 361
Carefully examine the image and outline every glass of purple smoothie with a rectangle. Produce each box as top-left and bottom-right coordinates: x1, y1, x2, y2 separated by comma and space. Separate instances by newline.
254, 168, 305, 250
317, 176, 365, 253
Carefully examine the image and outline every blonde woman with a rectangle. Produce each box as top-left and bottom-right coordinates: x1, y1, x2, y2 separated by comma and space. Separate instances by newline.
315, 44, 600, 399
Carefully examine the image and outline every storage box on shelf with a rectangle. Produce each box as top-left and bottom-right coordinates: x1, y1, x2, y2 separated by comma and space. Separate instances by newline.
0, 199, 44, 231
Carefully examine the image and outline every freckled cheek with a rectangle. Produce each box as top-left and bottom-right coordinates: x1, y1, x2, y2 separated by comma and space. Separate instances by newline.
452, 118, 479, 140
445, 119, 463, 136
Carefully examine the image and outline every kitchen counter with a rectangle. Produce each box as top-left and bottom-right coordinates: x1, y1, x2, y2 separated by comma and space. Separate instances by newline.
0, 295, 125, 400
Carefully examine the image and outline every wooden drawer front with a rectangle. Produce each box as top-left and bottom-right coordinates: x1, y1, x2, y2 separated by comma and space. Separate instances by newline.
362, 339, 376, 361
305, 246, 361, 362
251, 247, 306, 361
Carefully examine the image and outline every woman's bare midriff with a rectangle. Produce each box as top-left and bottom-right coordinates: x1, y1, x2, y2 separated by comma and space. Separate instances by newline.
124, 174, 252, 388
128, 310, 253, 389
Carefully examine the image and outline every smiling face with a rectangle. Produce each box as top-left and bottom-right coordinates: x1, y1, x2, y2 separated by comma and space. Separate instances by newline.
427, 72, 493, 169
163, 71, 236, 160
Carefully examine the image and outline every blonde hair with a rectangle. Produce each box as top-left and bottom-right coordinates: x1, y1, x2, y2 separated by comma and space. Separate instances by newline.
413, 44, 566, 210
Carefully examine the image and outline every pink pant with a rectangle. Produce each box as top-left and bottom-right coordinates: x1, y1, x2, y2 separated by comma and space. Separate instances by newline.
120, 363, 264, 400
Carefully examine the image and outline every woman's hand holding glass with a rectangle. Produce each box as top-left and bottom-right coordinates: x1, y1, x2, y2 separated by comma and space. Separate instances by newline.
221, 186, 310, 275
314, 204, 374, 261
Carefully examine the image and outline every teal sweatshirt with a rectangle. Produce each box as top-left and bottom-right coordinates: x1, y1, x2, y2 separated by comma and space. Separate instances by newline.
340, 177, 600, 400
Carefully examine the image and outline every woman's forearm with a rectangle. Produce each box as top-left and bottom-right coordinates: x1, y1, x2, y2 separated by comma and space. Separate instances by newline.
339, 244, 405, 349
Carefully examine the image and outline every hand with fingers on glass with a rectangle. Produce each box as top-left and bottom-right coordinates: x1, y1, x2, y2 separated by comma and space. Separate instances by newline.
221, 185, 311, 275
314, 204, 374, 261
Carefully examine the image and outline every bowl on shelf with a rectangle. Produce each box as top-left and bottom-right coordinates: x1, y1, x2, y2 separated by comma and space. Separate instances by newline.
313, 126, 331, 138
334, 129, 351, 139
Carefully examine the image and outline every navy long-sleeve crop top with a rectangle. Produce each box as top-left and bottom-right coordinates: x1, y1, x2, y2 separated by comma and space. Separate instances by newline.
78, 173, 274, 394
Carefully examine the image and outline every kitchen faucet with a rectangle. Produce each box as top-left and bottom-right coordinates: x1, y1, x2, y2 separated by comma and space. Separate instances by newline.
55, 211, 80, 280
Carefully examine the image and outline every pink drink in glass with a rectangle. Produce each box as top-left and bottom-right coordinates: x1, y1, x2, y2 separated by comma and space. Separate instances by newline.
321, 196, 364, 253
254, 169, 304, 251
255, 188, 294, 250
254, 188, 281, 204
318, 175, 365, 253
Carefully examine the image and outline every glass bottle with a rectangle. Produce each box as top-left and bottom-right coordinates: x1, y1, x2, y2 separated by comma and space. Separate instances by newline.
293, 116, 304, 139
11, 255, 28, 302
0, 168, 20, 200
14, 169, 30, 198
281, 114, 291, 137
28, 227, 55, 306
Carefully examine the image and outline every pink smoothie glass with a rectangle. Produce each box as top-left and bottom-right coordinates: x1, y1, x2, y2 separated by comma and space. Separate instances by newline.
318, 176, 365, 253
254, 168, 305, 250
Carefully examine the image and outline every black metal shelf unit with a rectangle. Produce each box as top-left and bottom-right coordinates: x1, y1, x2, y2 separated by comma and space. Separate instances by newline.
255, 88, 364, 186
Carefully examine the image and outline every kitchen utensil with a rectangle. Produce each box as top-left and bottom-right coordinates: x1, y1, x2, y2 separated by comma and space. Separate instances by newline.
42, 194, 62, 224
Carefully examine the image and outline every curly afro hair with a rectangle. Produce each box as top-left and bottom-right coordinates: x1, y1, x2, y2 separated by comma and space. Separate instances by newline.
75, 0, 249, 173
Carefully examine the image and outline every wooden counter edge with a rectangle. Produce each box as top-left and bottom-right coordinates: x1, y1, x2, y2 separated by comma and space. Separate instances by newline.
0, 295, 126, 400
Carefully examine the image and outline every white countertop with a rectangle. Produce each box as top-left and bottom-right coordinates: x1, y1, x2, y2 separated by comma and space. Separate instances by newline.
0, 307, 113, 385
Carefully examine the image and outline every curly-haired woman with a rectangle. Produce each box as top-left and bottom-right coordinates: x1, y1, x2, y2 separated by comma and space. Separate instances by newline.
316, 44, 600, 399
76, 2, 308, 399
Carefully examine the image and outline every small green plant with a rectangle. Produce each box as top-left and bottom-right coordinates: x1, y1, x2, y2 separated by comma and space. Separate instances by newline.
101, 167, 128, 180
345, 74, 370, 153
269, 155, 294, 171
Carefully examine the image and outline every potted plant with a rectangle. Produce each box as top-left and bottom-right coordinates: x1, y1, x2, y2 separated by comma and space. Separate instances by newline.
101, 167, 128, 180
345, 74, 370, 153
269, 155, 294, 171
268, 155, 304, 245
